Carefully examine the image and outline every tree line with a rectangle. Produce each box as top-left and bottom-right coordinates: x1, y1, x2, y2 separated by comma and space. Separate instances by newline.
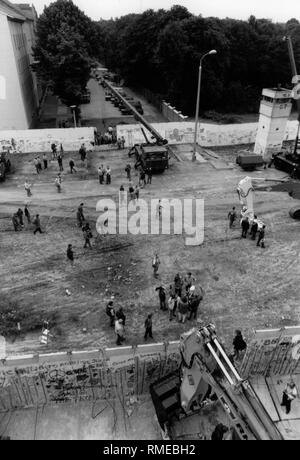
33, 2, 300, 116
97, 5, 300, 116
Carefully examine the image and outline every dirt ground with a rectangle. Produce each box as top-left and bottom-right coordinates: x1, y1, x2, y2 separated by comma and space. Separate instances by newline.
1, 144, 300, 355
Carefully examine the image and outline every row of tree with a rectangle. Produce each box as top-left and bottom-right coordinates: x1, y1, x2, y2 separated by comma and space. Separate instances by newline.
97, 5, 300, 115
33, 2, 300, 115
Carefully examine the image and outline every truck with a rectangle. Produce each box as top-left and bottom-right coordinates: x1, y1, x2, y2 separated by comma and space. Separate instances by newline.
129, 143, 169, 173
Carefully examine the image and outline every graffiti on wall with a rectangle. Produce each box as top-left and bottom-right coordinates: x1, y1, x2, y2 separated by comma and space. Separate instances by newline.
0, 344, 181, 411
0, 128, 96, 154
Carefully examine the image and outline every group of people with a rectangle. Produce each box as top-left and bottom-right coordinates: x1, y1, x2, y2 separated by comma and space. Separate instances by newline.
33, 155, 48, 174
156, 272, 203, 323
97, 165, 112, 184
12, 205, 43, 235
228, 206, 266, 248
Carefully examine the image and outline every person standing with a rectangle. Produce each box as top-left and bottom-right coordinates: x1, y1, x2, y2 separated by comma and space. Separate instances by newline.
121, 136, 125, 149
57, 153, 63, 172
106, 166, 111, 184
51, 143, 57, 160
146, 167, 152, 184
155, 286, 166, 311
115, 319, 125, 346
228, 207, 237, 228
24, 180, 32, 197
233, 330, 247, 359
117, 138, 122, 149
250, 215, 258, 240
43, 153, 48, 169
98, 165, 104, 184
168, 295, 175, 321
12, 213, 19, 231
129, 182, 135, 202
144, 313, 153, 340
174, 273, 183, 297
33, 214, 43, 234
33, 157, 39, 174
281, 382, 298, 414
177, 296, 189, 323
139, 169, 146, 188
106, 300, 115, 328
116, 307, 126, 326
241, 217, 249, 238
69, 158, 76, 174
125, 164, 131, 180
77, 203, 85, 227
257, 225, 266, 248
67, 244, 74, 266
83, 225, 93, 249
79, 144, 86, 162
188, 294, 202, 321
16, 208, 24, 227
152, 254, 160, 278
135, 184, 140, 202
37, 156, 42, 172
24, 204, 31, 223
55, 174, 62, 193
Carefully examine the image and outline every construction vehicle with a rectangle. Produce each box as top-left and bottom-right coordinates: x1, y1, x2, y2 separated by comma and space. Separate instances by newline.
128, 127, 169, 173
0, 152, 11, 182
273, 36, 300, 177
150, 324, 284, 440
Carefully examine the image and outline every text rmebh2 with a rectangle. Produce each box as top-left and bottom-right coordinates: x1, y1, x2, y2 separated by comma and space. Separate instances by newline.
96, 194, 204, 246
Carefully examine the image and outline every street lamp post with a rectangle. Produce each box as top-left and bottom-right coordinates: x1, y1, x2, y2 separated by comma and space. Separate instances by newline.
192, 50, 217, 161
70, 105, 77, 128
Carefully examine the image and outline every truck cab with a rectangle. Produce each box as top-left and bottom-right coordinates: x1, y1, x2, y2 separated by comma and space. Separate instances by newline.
130, 144, 169, 173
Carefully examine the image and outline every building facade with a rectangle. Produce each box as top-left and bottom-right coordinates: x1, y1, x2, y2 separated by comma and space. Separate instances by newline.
0, 1, 39, 130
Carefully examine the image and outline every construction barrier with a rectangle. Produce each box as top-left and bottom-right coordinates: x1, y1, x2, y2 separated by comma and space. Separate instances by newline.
0, 342, 180, 411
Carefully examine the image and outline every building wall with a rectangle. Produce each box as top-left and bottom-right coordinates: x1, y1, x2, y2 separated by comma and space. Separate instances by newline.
0, 342, 180, 410
8, 18, 37, 127
117, 120, 299, 148
0, 127, 96, 153
0, 13, 28, 129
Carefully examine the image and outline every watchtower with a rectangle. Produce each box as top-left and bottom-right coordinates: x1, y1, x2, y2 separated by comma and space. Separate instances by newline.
254, 87, 293, 161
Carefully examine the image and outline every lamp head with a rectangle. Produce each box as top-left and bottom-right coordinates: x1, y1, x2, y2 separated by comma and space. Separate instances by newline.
208, 49, 217, 55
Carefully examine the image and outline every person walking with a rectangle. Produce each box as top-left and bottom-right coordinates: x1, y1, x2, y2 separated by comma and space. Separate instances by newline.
69, 159, 76, 174
125, 164, 131, 180
257, 225, 266, 248
24, 180, 32, 197
152, 254, 160, 278
33, 157, 39, 174
55, 174, 62, 193
79, 144, 86, 162
139, 169, 146, 188
228, 207, 237, 229
281, 382, 298, 414
106, 166, 111, 184
12, 213, 19, 231
77, 203, 85, 227
33, 214, 43, 234
233, 330, 247, 359
98, 165, 104, 184
144, 314, 153, 340
43, 153, 48, 169
106, 300, 115, 328
146, 167, 152, 184
155, 286, 167, 311
24, 204, 31, 224
57, 153, 63, 172
83, 224, 93, 249
116, 307, 126, 326
241, 217, 249, 238
16, 208, 24, 227
115, 319, 125, 346
67, 244, 74, 265
250, 215, 258, 240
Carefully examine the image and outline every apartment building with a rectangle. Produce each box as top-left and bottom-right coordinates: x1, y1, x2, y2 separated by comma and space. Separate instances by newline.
0, 0, 39, 129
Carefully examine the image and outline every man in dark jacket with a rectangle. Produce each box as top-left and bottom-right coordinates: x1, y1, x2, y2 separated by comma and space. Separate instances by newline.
12, 213, 19, 231
241, 217, 249, 238
257, 225, 266, 248
250, 215, 258, 240
69, 159, 76, 173
106, 301, 115, 327
116, 307, 126, 326
33, 214, 43, 234
24, 204, 31, 223
228, 207, 237, 228
155, 286, 166, 310
16, 208, 24, 227
144, 314, 153, 340
233, 330, 247, 359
